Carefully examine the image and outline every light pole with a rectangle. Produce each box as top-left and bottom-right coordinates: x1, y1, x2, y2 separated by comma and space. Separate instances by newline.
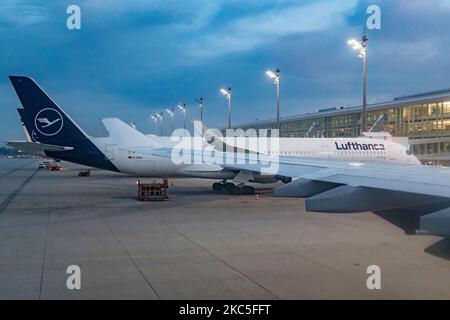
166, 107, 174, 134
220, 87, 232, 129
265, 69, 281, 132
195, 97, 204, 123
177, 103, 187, 131
348, 34, 368, 134
151, 114, 158, 135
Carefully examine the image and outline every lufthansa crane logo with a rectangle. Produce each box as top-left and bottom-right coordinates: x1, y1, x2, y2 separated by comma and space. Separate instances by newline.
34, 108, 64, 136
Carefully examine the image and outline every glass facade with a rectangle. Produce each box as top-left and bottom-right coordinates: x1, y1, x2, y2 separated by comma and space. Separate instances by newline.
236, 92, 450, 162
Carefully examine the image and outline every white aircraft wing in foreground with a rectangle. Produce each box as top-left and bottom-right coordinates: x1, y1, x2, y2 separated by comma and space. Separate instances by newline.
149, 148, 450, 238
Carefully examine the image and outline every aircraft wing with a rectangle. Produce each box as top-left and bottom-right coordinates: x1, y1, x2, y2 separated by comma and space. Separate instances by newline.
226, 157, 450, 198
7, 141, 74, 156
147, 147, 450, 237
149, 147, 450, 197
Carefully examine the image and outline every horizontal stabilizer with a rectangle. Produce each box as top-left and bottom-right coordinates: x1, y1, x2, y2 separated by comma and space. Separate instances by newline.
7, 141, 74, 155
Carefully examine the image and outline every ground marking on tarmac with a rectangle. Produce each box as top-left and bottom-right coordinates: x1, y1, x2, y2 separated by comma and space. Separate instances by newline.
0, 161, 35, 178
0, 168, 39, 215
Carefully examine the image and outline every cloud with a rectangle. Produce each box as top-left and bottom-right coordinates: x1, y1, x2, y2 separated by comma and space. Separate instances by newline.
184, 0, 359, 59
0, 1, 49, 26
3, 0, 450, 138
401, 0, 450, 12
81, 0, 222, 30
373, 39, 440, 66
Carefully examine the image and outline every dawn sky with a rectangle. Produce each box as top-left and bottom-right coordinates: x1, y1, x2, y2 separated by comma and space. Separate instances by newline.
1, 0, 450, 142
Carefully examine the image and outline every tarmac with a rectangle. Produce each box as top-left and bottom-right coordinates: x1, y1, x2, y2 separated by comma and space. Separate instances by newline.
1, 158, 450, 299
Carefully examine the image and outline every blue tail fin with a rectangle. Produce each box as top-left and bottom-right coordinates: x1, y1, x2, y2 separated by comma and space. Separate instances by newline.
10, 76, 88, 144
10, 76, 119, 172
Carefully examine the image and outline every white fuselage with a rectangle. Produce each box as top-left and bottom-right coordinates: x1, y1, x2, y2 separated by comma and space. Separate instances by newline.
91, 135, 421, 178
272, 138, 419, 164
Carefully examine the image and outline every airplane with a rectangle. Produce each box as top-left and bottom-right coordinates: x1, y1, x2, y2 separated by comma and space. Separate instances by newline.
9, 76, 450, 238
148, 140, 450, 238
7, 75, 423, 198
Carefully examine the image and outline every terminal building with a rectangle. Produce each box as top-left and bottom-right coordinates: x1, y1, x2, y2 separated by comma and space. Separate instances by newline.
234, 89, 450, 164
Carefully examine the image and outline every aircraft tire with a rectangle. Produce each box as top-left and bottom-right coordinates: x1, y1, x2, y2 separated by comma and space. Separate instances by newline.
242, 186, 256, 195
223, 182, 235, 192
231, 186, 243, 195
212, 182, 224, 191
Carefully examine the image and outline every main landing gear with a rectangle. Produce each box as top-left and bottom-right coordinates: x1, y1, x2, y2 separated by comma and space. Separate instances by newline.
212, 181, 256, 195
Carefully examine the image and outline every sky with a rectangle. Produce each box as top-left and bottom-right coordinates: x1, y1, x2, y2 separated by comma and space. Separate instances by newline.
1, 0, 450, 142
